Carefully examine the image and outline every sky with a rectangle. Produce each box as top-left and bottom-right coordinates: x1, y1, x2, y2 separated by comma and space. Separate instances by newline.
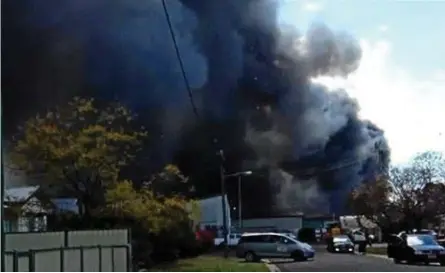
278, 0, 445, 165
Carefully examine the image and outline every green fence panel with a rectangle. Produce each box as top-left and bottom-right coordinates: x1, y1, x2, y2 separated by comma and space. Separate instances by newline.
100, 247, 113, 272
4, 229, 131, 272
5, 232, 65, 251
33, 249, 61, 272
4, 252, 14, 272
82, 247, 100, 272
17, 254, 30, 272
67, 229, 129, 247
112, 245, 129, 272
63, 249, 81, 272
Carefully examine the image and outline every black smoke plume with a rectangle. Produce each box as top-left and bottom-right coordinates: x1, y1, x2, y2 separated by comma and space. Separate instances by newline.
2, 0, 390, 215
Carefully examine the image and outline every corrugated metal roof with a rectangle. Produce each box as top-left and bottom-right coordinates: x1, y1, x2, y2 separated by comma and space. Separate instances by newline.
51, 198, 79, 214
4, 186, 40, 202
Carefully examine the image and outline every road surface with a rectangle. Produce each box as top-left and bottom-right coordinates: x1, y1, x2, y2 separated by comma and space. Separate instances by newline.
272, 251, 445, 272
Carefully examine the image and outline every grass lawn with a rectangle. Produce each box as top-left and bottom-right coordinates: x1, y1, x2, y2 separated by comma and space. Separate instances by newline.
150, 256, 269, 272
367, 247, 387, 256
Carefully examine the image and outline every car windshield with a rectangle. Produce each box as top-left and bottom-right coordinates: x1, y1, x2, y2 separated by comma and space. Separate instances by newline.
333, 236, 351, 243
407, 235, 438, 246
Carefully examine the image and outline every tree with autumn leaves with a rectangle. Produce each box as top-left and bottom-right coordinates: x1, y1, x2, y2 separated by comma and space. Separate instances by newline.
9, 97, 198, 234
349, 151, 445, 231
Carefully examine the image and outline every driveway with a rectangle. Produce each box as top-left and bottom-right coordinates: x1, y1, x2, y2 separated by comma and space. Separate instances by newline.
272, 251, 444, 272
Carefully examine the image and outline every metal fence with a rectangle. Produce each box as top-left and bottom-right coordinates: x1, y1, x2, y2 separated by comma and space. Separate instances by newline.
4, 229, 131, 272
5, 244, 131, 272
5, 229, 130, 251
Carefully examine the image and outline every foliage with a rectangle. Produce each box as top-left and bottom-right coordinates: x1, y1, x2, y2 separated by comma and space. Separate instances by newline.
389, 153, 445, 229
9, 97, 147, 215
105, 179, 196, 234
143, 164, 195, 198
348, 176, 395, 229
104, 175, 205, 266
348, 151, 445, 231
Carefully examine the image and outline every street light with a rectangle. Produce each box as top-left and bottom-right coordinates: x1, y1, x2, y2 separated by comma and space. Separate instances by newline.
225, 171, 252, 178
218, 150, 253, 258
225, 171, 252, 230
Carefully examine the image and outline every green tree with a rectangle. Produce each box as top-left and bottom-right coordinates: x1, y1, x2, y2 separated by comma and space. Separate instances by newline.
143, 164, 195, 198
105, 178, 198, 234
10, 97, 147, 216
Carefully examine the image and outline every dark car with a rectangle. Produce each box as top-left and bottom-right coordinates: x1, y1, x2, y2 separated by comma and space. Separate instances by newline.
327, 235, 355, 253
387, 234, 445, 265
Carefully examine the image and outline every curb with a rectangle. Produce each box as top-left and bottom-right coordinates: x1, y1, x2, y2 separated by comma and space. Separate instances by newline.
262, 259, 281, 272
361, 253, 391, 260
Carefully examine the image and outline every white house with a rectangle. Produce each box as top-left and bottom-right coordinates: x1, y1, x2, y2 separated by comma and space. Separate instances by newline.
3, 186, 79, 232
3, 186, 48, 232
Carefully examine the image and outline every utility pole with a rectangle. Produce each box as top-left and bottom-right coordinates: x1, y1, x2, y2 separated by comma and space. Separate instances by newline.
1, 93, 5, 272
219, 150, 229, 258
238, 175, 242, 229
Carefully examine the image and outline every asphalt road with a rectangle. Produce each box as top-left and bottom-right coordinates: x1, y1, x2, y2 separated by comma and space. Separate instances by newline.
271, 251, 445, 272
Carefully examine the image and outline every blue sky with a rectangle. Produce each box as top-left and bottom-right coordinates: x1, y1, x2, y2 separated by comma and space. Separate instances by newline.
278, 0, 445, 164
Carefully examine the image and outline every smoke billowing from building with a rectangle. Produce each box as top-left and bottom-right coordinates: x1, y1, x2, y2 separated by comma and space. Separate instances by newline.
2, 0, 390, 215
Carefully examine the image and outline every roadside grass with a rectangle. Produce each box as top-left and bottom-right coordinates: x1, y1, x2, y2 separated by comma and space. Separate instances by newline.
150, 256, 269, 272
367, 247, 387, 256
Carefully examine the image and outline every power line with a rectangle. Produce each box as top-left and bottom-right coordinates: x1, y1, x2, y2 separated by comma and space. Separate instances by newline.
161, 0, 224, 170
161, 0, 200, 120
160, 0, 387, 179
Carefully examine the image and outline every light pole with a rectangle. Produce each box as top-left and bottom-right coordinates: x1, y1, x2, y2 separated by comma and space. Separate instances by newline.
218, 149, 252, 258
1, 92, 5, 272
225, 171, 252, 230
218, 150, 229, 258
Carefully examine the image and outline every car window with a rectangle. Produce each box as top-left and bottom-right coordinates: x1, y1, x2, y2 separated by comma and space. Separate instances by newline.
407, 235, 438, 246
333, 236, 351, 243
229, 234, 235, 239
240, 235, 262, 243
279, 236, 295, 245
267, 235, 281, 243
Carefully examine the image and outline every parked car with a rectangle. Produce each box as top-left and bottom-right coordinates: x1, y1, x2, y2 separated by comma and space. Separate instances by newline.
214, 233, 242, 246
327, 235, 355, 253
387, 234, 445, 265
236, 232, 315, 262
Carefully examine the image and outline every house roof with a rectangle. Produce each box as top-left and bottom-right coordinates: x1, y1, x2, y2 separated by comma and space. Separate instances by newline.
4, 186, 40, 202
51, 198, 79, 214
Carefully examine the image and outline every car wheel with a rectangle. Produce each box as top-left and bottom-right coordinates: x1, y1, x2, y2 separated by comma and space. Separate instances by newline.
424, 261, 429, 265
393, 258, 401, 264
245, 251, 257, 263
440, 261, 445, 266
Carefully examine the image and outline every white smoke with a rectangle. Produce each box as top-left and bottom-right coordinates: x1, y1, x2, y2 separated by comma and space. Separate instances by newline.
269, 168, 330, 214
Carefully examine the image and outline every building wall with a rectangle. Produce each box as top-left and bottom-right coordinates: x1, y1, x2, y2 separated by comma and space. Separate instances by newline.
233, 216, 303, 231
197, 195, 231, 230
3, 216, 47, 232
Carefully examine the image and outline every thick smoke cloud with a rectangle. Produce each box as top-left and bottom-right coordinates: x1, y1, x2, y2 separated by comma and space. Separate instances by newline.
2, 0, 390, 215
